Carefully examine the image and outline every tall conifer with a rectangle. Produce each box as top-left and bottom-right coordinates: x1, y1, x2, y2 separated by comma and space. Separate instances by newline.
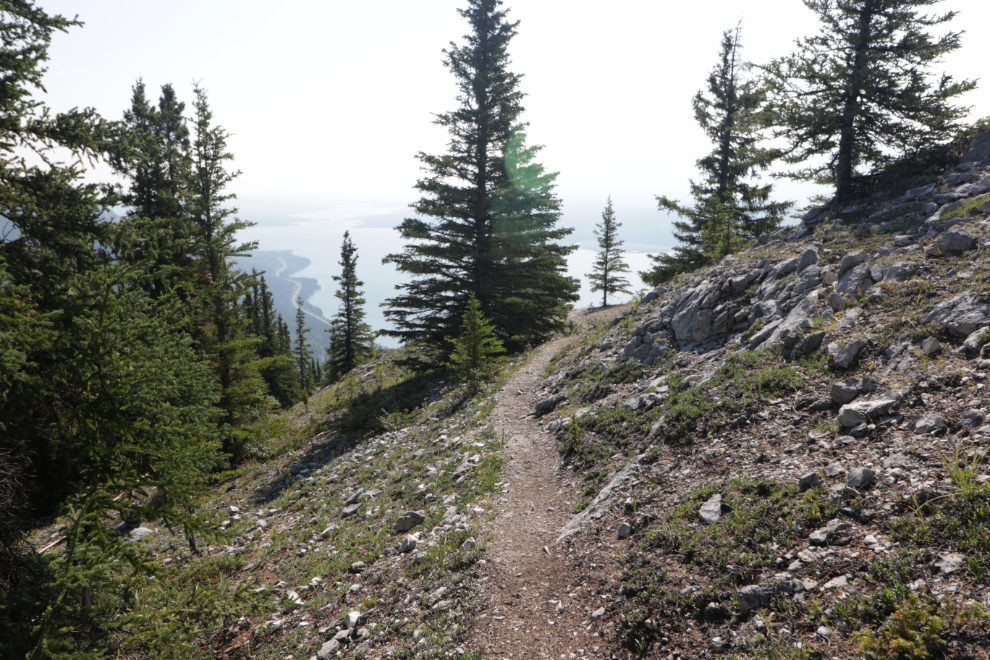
382, 0, 578, 357
586, 196, 631, 307
114, 81, 196, 298
187, 86, 271, 452
326, 231, 373, 381
294, 300, 314, 392
642, 25, 789, 286
761, 0, 976, 202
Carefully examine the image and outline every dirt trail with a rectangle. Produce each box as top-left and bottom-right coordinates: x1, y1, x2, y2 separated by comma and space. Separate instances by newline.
469, 308, 626, 660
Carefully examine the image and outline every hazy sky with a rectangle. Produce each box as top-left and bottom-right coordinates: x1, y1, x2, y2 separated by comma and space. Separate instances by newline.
32, 0, 990, 337
40, 0, 989, 205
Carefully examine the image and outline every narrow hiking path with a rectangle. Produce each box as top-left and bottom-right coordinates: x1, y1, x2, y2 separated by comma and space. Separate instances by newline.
468, 308, 629, 660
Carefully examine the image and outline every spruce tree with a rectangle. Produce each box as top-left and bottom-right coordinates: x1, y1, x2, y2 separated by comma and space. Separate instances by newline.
187, 84, 268, 453
0, 5, 230, 651
447, 295, 505, 394
326, 231, 374, 381
294, 299, 314, 392
586, 196, 631, 307
113, 81, 196, 298
761, 0, 976, 203
382, 0, 578, 357
643, 24, 789, 286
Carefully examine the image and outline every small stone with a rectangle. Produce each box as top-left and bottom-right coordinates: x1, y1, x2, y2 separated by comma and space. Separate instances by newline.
460, 537, 476, 552
837, 250, 867, 278
830, 380, 861, 405
833, 338, 867, 369
798, 473, 821, 491
848, 423, 870, 438
591, 607, 606, 620
837, 398, 897, 428
342, 503, 361, 517
290, 463, 307, 475
914, 415, 946, 434
817, 626, 831, 638
349, 561, 366, 574
125, 527, 155, 542
535, 394, 567, 416
699, 494, 723, 524
317, 639, 340, 659
393, 510, 426, 533
933, 552, 966, 575
921, 337, 942, 356
924, 228, 977, 257
847, 467, 875, 490
398, 534, 419, 553
617, 522, 633, 539
822, 575, 849, 590
823, 464, 845, 477
962, 409, 985, 428
344, 611, 361, 629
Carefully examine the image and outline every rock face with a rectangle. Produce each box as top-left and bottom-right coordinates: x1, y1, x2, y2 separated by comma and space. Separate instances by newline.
924, 228, 976, 257
797, 247, 819, 272
557, 455, 645, 544
963, 129, 990, 163
926, 292, 990, 337
758, 291, 821, 352
830, 263, 873, 311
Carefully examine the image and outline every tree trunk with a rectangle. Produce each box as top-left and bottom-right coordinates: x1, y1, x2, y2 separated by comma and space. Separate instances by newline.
835, 0, 877, 203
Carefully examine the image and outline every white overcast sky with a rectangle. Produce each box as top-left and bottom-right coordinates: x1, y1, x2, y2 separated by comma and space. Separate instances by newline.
30, 0, 990, 335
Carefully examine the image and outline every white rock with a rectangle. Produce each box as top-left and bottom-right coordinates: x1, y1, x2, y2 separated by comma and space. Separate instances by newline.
698, 494, 723, 524
344, 610, 361, 629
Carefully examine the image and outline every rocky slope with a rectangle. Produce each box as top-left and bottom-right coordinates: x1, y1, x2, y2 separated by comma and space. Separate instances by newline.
515, 130, 990, 659
31, 130, 990, 660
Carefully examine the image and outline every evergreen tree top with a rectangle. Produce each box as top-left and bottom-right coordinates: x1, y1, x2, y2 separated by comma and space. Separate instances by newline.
761, 0, 977, 196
